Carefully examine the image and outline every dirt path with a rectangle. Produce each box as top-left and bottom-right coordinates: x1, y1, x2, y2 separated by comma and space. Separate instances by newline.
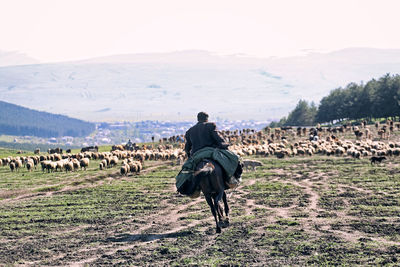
67, 196, 210, 266
5, 157, 400, 266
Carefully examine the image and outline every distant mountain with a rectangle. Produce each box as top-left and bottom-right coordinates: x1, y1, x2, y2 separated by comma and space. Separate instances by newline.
0, 50, 39, 67
0, 48, 400, 122
0, 100, 95, 138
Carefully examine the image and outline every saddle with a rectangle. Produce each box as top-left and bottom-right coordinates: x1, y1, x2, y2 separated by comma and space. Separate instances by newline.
176, 147, 242, 196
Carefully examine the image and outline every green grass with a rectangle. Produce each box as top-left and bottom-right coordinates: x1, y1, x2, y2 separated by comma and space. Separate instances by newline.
1, 154, 400, 266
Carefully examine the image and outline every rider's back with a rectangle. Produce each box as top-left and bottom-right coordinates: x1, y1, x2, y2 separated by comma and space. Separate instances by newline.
185, 122, 227, 156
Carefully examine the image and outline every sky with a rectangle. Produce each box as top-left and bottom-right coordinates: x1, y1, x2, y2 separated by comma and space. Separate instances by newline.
1, 0, 400, 62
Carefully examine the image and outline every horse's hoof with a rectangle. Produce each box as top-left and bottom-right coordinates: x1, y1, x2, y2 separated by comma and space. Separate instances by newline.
216, 227, 221, 234
223, 219, 230, 227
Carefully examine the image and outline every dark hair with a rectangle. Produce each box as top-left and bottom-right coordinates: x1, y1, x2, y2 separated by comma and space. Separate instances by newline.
197, 112, 209, 122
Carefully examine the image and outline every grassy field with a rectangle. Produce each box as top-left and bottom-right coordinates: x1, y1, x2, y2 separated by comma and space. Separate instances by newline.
0, 153, 400, 266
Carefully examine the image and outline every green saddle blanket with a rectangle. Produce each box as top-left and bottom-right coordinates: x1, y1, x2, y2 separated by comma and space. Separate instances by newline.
176, 147, 239, 191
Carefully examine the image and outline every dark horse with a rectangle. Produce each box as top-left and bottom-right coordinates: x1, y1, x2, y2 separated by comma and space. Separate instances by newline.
194, 159, 231, 233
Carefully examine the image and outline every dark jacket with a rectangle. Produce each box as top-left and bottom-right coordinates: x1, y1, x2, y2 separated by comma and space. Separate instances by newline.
184, 122, 228, 156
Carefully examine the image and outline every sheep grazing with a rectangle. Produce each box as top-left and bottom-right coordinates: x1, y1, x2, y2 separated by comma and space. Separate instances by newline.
9, 162, 15, 172
80, 158, 90, 170
109, 156, 119, 168
34, 148, 40, 154
128, 162, 137, 173
135, 161, 142, 173
55, 161, 65, 172
40, 160, 50, 172
14, 160, 23, 172
120, 163, 129, 176
26, 162, 34, 172
111, 145, 124, 151
100, 159, 108, 169
65, 161, 74, 172
42, 161, 57, 173
127, 161, 142, 174
177, 155, 185, 165
72, 159, 80, 171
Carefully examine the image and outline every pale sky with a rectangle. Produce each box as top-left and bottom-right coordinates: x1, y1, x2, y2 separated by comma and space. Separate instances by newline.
1, 0, 400, 62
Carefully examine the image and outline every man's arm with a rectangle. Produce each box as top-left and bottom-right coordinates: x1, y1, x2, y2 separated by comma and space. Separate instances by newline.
184, 131, 192, 156
209, 123, 229, 149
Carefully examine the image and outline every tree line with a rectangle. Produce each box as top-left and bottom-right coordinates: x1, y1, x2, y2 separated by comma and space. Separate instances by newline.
269, 73, 400, 127
0, 100, 95, 138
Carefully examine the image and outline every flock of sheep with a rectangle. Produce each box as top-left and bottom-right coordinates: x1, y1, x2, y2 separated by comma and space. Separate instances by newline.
1, 153, 93, 173
220, 120, 400, 160
0, 145, 185, 176
0, 120, 398, 176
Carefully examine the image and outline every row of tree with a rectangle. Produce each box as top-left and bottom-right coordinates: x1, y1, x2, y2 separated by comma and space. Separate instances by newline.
0, 100, 95, 138
270, 73, 400, 127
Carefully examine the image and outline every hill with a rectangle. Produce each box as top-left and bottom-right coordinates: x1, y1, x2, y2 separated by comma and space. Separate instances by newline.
1, 48, 400, 121
0, 50, 39, 67
0, 100, 95, 138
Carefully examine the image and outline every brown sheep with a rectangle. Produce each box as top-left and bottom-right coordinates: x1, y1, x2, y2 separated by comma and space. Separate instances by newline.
72, 159, 80, 171
55, 161, 65, 172
120, 164, 129, 176
9, 162, 15, 172
109, 156, 119, 168
80, 158, 90, 170
65, 161, 74, 172
14, 160, 23, 172
128, 162, 138, 173
101, 159, 108, 169
26, 162, 34, 172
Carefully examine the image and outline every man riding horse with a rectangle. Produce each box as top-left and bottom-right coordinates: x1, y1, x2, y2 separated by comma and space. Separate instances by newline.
176, 112, 242, 197
184, 112, 228, 157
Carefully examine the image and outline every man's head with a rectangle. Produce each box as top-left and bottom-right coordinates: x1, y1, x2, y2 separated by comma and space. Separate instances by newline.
197, 112, 209, 122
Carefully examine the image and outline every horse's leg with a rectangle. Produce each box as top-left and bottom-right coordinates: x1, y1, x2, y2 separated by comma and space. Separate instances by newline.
213, 191, 224, 232
216, 201, 224, 223
222, 191, 230, 225
205, 195, 221, 234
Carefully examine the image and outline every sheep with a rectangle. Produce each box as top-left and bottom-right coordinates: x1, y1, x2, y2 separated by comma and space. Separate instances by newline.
80, 158, 90, 170
40, 160, 50, 172
55, 161, 65, 172
111, 145, 124, 151
26, 162, 34, 172
120, 163, 130, 176
14, 160, 23, 172
135, 161, 142, 173
42, 161, 57, 173
109, 156, 119, 168
100, 159, 108, 169
177, 155, 185, 165
64, 161, 74, 172
9, 162, 15, 172
72, 159, 80, 171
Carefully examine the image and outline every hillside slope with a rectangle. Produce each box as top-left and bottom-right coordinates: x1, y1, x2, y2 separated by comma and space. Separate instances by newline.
1, 48, 400, 121
0, 100, 95, 138
0, 50, 39, 67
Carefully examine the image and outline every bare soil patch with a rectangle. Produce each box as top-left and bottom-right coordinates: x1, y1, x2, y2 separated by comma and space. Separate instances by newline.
1, 156, 400, 266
